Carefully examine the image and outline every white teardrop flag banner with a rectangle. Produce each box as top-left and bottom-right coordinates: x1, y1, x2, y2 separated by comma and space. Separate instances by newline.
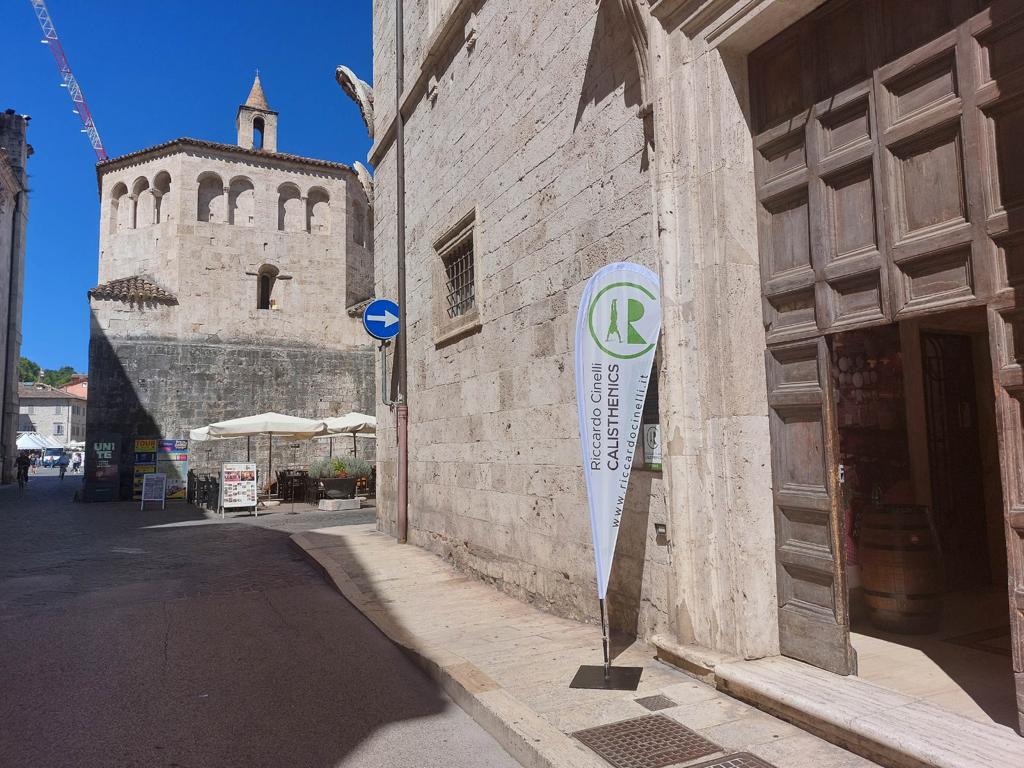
575, 262, 661, 599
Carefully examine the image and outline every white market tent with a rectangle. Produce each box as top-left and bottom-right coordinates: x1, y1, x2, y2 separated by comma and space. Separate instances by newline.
16, 432, 63, 450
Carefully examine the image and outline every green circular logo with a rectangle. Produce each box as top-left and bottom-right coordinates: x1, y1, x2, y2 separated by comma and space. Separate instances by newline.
587, 281, 657, 359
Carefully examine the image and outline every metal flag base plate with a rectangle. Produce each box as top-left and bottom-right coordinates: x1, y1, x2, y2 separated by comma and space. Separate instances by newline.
570, 665, 643, 690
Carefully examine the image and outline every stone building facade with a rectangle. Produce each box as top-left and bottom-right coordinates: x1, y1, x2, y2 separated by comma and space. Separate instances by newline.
18, 383, 86, 445
0, 110, 29, 483
86, 77, 374, 500
371, 0, 1024, 736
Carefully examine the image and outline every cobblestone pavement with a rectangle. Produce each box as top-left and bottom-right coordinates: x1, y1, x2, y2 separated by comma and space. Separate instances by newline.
0, 473, 519, 768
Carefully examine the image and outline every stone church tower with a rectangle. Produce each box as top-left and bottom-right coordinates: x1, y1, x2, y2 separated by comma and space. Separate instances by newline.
85, 76, 374, 500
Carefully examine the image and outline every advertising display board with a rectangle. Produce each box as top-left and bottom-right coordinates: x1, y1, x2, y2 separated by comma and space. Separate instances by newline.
220, 462, 258, 510
133, 438, 189, 500
132, 439, 157, 501
84, 433, 121, 502
157, 439, 189, 500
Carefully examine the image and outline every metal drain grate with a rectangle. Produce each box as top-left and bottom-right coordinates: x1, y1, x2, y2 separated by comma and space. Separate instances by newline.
634, 694, 676, 712
573, 714, 719, 768
687, 753, 777, 768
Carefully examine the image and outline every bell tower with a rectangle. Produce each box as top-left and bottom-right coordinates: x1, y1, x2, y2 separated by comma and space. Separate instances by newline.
236, 73, 278, 152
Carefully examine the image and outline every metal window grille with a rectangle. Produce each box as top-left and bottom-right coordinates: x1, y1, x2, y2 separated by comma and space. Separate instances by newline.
442, 234, 475, 319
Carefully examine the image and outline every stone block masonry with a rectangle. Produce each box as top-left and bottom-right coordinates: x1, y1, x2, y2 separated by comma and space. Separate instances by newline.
87, 335, 374, 500
85, 78, 376, 501
372, 0, 670, 642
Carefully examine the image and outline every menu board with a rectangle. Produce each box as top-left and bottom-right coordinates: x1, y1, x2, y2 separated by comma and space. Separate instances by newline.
221, 462, 258, 509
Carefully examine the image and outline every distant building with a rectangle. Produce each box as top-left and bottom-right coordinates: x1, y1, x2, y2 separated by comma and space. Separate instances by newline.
59, 374, 87, 399
86, 76, 374, 500
0, 110, 29, 482
18, 383, 86, 446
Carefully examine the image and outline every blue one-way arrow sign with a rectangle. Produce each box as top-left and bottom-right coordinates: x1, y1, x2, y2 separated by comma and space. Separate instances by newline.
362, 298, 401, 340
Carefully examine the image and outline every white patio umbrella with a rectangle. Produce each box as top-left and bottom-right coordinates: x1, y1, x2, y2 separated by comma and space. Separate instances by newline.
189, 412, 327, 491
317, 412, 376, 457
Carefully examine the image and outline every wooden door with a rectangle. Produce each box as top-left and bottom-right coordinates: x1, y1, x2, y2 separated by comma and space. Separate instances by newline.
987, 307, 1024, 732
750, 0, 1024, 691
976, 0, 1024, 732
766, 338, 856, 674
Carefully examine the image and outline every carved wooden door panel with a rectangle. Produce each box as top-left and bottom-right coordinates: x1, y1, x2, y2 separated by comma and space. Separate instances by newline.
986, 307, 1024, 731
975, 0, 1024, 734
748, 0, 1012, 676
749, 0, 996, 345
766, 338, 855, 674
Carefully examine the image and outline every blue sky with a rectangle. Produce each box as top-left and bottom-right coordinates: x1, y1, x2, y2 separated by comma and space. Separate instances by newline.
2, 1, 373, 372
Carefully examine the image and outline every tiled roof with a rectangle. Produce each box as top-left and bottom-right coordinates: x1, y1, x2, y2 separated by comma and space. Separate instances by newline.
18, 383, 86, 401
96, 137, 354, 178
88, 276, 178, 305
244, 74, 271, 111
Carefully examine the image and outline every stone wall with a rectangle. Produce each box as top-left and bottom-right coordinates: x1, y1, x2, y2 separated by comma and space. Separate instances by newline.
0, 111, 28, 484
372, 0, 670, 639
86, 326, 375, 500
88, 133, 376, 500
97, 146, 373, 347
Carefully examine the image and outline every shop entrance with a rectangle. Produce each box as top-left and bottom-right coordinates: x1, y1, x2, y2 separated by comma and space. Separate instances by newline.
832, 310, 1015, 727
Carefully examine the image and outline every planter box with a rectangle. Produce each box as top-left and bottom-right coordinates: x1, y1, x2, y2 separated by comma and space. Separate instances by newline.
318, 476, 359, 499
319, 498, 361, 511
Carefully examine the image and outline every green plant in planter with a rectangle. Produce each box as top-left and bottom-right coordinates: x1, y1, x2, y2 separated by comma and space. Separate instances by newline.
344, 457, 372, 479
330, 457, 348, 477
308, 457, 334, 479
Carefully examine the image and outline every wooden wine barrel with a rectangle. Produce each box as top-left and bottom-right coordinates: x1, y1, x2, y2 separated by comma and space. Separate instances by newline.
859, 505, 942, 634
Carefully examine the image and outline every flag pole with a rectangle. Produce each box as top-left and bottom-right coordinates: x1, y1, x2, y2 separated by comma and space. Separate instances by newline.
599, 597, 610, 680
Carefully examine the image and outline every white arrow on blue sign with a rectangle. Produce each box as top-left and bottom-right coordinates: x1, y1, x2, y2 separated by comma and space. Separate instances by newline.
362, 298, 401, 340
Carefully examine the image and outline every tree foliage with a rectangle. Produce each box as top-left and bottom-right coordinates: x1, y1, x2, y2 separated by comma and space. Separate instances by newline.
18, 357, 40, 382
19, 358, 78, 388
41, 366, 76, 388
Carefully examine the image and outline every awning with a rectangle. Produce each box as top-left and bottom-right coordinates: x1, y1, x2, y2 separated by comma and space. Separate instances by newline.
16, 432, 63, 450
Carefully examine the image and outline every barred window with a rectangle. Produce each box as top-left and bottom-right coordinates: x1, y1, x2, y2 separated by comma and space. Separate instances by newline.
442, 234, 474, 319
433, 209, 480, 344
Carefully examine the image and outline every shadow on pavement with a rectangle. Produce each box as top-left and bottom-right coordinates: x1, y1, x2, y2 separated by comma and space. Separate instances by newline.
0, 475, 492, 768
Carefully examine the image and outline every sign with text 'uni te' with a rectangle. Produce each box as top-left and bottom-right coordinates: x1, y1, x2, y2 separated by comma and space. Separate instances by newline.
575, 263, 662, 600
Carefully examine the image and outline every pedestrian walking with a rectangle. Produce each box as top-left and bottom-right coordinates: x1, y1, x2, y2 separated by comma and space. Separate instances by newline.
72, 451, 82, 473
57, 451, 70, 480
15, 452, 30, 488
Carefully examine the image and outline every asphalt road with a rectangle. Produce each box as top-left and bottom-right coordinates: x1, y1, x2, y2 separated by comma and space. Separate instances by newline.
0, 471, 520, 768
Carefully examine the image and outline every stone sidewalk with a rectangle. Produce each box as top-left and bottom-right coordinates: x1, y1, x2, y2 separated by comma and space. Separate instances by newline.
293, 524, 878, 768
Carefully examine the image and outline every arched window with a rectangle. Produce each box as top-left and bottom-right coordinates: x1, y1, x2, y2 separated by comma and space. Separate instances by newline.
229, 177, 256, 226
132, 177, 152, 228
277, 184, 302, 232
307, 188, 330, 234
153, 171, 171, 223
256, 264, 279, 310
109, 182, 129, 234
253, 117, 265, 151
197, 173, 225, 223
352, 200, 365, 246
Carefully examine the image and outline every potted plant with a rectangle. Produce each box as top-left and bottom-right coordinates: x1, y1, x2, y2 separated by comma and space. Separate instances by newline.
309, 456, 371, 500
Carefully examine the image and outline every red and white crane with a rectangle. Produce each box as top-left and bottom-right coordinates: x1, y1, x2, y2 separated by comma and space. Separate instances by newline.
29, 0, 108, 161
